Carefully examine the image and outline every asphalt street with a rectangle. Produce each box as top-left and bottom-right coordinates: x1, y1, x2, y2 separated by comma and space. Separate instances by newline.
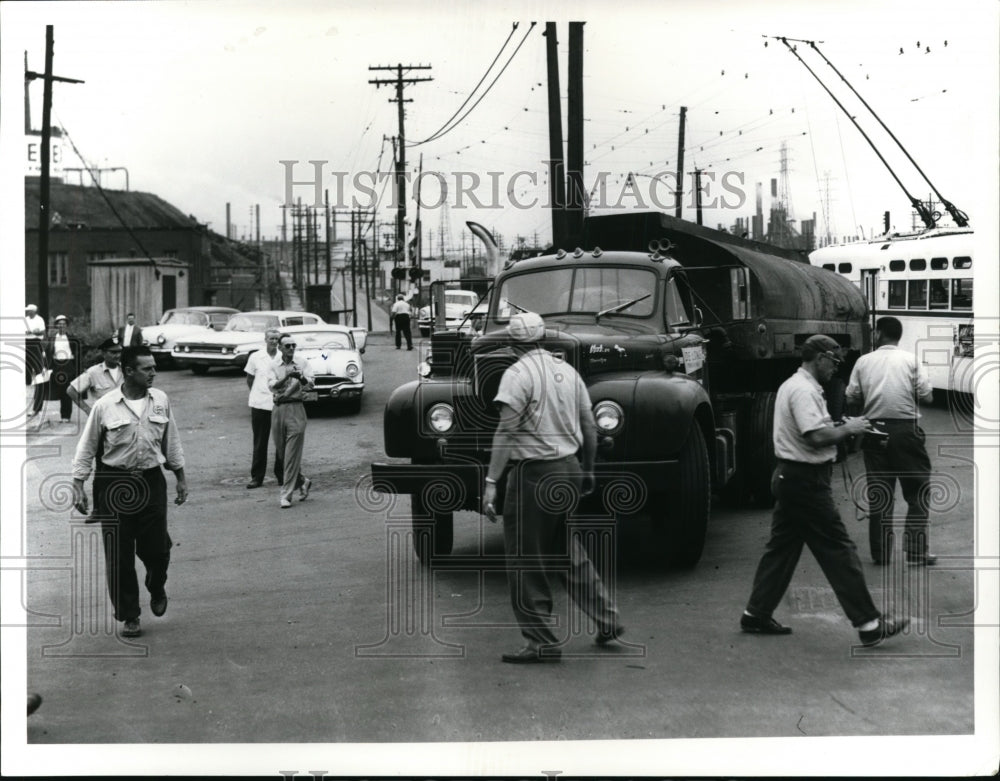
18, 333, 979, 770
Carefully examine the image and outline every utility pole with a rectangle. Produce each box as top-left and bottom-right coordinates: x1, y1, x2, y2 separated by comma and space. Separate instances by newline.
368, 64, 432, 277
565, 22, 585, 247
543, 23, 567, 248
675, 106, 687, 219
694, 169, 703, 225
25, 26, 84, 320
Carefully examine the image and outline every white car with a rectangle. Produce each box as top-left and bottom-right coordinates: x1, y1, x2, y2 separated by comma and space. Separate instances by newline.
417, 289, 483, 336
260, 324, 366, 412
142, 307, 240, 366
173, 310, 325, 373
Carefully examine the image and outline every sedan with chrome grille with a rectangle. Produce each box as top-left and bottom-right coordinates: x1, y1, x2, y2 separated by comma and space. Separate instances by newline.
266, 324, 365, 412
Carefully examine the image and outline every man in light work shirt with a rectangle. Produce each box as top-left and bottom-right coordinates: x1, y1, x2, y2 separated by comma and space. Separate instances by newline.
846, 316, 936, 566
390, 295, 413, 350
481, 312, 622, 663
244, 328, 281, 489
740, 334, 908, 647
267, 333, 314, 509
71, 346, 187, 639
67, 338, 124, 414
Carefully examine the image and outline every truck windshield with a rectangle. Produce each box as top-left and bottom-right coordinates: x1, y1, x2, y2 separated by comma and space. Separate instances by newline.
495, 267, 657, 320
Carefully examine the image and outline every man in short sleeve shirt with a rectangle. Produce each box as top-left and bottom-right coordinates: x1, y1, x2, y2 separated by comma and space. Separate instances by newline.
244, 329, 281, 489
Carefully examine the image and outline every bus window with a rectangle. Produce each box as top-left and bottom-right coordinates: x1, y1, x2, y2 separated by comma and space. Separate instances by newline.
889, 260, 906, 272
888, 280, 906, 308
837, 262, 852, 273
930, 257, 949, 270
929, 279, 949, 309
952, 278, 973, 309
907, 280, 927, 309
822, 263, 835, 271
909, 258, 926, 271
953, 256, 972, 269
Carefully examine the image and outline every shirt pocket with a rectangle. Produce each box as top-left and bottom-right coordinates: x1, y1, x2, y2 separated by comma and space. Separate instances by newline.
104, 417, 133, 447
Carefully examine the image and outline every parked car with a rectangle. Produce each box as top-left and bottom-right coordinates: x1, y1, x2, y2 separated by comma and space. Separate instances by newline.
417, 288, 483, 336
142, 307, 240, 366
173, 310, 325, 373
263, 324, 366, 412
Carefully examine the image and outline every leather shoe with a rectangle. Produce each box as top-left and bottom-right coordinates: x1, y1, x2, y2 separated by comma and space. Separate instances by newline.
299, 476, 312, 501
859, 614, 910, 647
121, 618, 142, 638
501, 645, 562, 664
150, 592, 168, 617
596, 625, 625, 645
741, 612, 792, 635
246, 480, 263, 489
27, 693, 42, 716
905, 552, 937, 566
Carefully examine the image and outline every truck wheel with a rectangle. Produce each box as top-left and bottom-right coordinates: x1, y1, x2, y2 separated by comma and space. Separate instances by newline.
410, 490, 454, 562
191, 365, 209, 375
746, 391, 776, 507
653, 424, 710, 568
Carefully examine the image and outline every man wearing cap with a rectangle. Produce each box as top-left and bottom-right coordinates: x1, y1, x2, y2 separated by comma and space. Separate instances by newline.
740, 334, 909, 647
71, 346, 187, 639
115, 312, 144, 348
390, 295, 413, 350
481, 311, 623, 663
267, 333, 314, 509
24, 304, 47, 417
846, 316, 936, 566
67, 338, 124, 414
45, 315, 79, 423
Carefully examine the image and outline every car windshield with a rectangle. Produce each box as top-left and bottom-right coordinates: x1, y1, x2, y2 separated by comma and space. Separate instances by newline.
495, 267, 657, 319
293, 331, 353, 350
209, 313, 234, 328
160, 310, 208, 326
225, 314, 280, 332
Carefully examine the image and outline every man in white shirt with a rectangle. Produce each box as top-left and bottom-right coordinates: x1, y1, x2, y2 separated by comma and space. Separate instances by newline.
390, 295, 413, 350
116, 312, 144, 347
24, 304, 47, 416
846, 316, 936, 566
68, 338, 124, 413
46, 315, 78, 422
244, 329, 281, 489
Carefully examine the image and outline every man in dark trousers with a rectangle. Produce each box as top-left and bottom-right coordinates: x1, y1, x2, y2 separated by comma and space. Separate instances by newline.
45, 314, 80, 423
244, 328, 281, 489
740, 334, 909, 647
390, 295, 413, 350
481, 311, 623, 663
71, 346, 187, 638
116, 312, 144, 347
846, 316, 936, 565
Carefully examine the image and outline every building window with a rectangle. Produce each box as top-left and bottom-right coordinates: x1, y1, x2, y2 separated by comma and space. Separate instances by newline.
888, 280, 906, 308
48, 252, 69, 287
907, 279, 927, 309
952, 279, 973, 309
889, 260, 906, 272
930, 257, 949, 270
953, 256, 972, 269
163, 249, 179, 259
929, 279, 949, 310
909, 258, 926, 271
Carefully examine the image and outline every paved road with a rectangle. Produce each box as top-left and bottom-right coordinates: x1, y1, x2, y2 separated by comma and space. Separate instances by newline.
15, 335, 981, 774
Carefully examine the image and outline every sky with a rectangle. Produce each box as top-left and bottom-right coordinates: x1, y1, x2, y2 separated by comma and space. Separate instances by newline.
2, 0, 997, 255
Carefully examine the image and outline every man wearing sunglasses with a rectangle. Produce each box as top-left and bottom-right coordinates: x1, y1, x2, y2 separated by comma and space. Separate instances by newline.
740, 334, 909, 648
267, 333, 315, 509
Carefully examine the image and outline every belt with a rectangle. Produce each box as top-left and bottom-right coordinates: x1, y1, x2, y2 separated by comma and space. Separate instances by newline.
509, 454, 577, 466
776, 458, 833, 467
98, 462, 161, 477
274, 398, 304, 405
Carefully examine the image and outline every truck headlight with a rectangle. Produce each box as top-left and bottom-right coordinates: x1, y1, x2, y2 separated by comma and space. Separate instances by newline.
427, 403, 455, 433
593, 400, 624, 434
346, 362, 359, 378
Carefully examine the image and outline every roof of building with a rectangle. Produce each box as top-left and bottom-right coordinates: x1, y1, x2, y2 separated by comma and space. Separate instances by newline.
25, 179, 201, 231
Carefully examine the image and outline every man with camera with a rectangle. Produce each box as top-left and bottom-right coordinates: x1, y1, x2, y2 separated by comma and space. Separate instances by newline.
267, 333, 315, 509
846, 316, 935, 566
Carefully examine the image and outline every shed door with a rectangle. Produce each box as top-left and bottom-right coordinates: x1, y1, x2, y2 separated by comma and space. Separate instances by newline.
162, 274, 177, 311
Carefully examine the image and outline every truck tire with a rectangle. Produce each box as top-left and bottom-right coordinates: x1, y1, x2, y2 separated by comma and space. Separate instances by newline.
410, 490, 454, 562
653, 424, 711, 569
746, 391, 776, 507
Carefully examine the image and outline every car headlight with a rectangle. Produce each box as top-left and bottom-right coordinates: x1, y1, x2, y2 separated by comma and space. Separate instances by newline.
221, 347, 229, 354
157, 334, 166, 345
427, 403, 455, 434
346, 362, 359, 378
593, 400, 624, 434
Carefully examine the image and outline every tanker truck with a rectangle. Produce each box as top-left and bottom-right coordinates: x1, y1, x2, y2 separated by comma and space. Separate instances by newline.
370, 211, 870, 567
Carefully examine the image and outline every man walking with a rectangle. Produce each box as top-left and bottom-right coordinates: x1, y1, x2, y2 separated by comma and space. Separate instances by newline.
846, 316, 936, 565
67, 338, 124, 414
268, 333, 314, 509
24, 303, 47, 417
481, 312, 623, 663
390, 294, 413, 350
740, 334, 908, 647
71, 346, 187, 638
244, 329, 281, 489
116, 312, 144, 347
45, 315, 79, 423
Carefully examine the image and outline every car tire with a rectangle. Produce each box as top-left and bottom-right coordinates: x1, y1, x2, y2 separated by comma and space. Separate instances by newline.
652, 423, 710, 569
410, 489, 454, 563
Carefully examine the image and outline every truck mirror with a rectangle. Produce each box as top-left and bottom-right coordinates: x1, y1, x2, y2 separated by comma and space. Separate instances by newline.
694, 307, 704, 327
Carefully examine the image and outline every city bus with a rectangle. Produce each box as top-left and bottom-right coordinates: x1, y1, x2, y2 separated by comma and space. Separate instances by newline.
809, 227, 974, 395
